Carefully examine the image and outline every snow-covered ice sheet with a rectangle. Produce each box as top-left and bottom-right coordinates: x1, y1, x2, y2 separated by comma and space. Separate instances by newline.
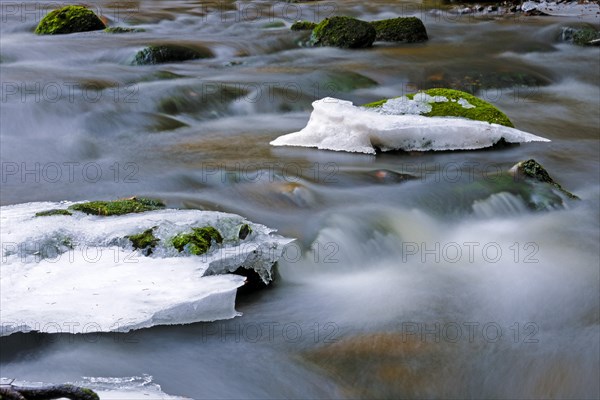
270, 98, 550, 154
0, 202, 293, 336
522, 1, 600, 17
1, 375, 189, 399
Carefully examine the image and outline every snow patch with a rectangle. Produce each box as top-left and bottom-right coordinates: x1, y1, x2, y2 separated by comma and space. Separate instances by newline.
270, 98, 550, 154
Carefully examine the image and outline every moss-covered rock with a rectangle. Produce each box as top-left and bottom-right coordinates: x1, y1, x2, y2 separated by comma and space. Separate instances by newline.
510, 159, 579, 199
310, 16, 376, 49
363, 88, 514, 127
105, 26, 145, 34
35, 209, 73, 217
238, 224, 252, 240
132, 44, 214, 65
171, 226, 223, 255
35, 6, 106, 35
291, 20, 317, 31
127, 228, 159, 255
559, 25, 600, 46
370, 17, 428, 43
69, 197, 165, 216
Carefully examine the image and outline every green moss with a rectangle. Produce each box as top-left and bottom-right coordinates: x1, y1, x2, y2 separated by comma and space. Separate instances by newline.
127, 228, 159, 255
133, 44, 214, 65
238, 224, 252, 240
35, 6, 106, 35
512, 159, 579, 199
35, 209, 73, 217
370, 17, 428, 43
105, 26, 145, 33
291, 21, 317, 31
80, 388, 100, 400
363, 88, 514, 127
572, 28, 600, 46
69, 197, 165, 216
262, 21, 286, 29
416, 89, 513, 127
310, 16, 376, 49
171, 226, 223, 255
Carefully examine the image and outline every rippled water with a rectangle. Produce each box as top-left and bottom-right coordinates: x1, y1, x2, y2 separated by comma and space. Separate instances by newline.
1, 0, 599, 398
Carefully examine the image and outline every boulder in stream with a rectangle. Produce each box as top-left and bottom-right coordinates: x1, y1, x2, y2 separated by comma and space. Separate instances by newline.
35, 5, 106, 35
310, 16, 376, 49
132, 44, 214, 65
370, 17, 428, 43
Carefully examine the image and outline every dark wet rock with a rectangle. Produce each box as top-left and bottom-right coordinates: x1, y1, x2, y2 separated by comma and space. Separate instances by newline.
510, 159, 579, 199
310, 16, 376, 49
132, 44, 214, 65
35, 6, 105, 35
291, 20, 317, 31
370, 17, 428, 43
238, 224, 253, 240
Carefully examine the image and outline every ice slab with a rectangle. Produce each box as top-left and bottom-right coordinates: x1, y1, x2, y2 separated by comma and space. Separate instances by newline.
270, 98, 550, 154
0, 375, 189, 400
0, 202, 293, 336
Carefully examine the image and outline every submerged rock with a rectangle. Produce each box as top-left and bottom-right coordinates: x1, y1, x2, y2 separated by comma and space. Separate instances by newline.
132, 44, 214, 65
35, 6, 106, 35
363, 88, 514, 127
370, 17, 428, 43
310, 16, 376, 49
105, 26, 145, 34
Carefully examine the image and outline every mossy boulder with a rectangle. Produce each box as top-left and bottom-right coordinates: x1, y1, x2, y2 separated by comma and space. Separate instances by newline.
363, 88, 514, 127
291, 20, 317, 31
133, 44, 214, 65
370, 17, 428, 43
69, 197, 165, 216
171, 227, 223, 255
559, 25, 600, 46
310, 16, 376, 49
127, 228, 159, 255
510, 159, 579, 199
35, 6, 106, 35
35, 209, 73, 217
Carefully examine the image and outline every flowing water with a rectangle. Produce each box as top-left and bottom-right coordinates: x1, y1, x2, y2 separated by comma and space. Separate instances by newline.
1, 0, 599, 398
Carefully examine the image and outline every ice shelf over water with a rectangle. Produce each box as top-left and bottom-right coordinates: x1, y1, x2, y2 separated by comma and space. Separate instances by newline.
0, 202, 293, 336
270, 98, 550, 154
0, 375, 189, 400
